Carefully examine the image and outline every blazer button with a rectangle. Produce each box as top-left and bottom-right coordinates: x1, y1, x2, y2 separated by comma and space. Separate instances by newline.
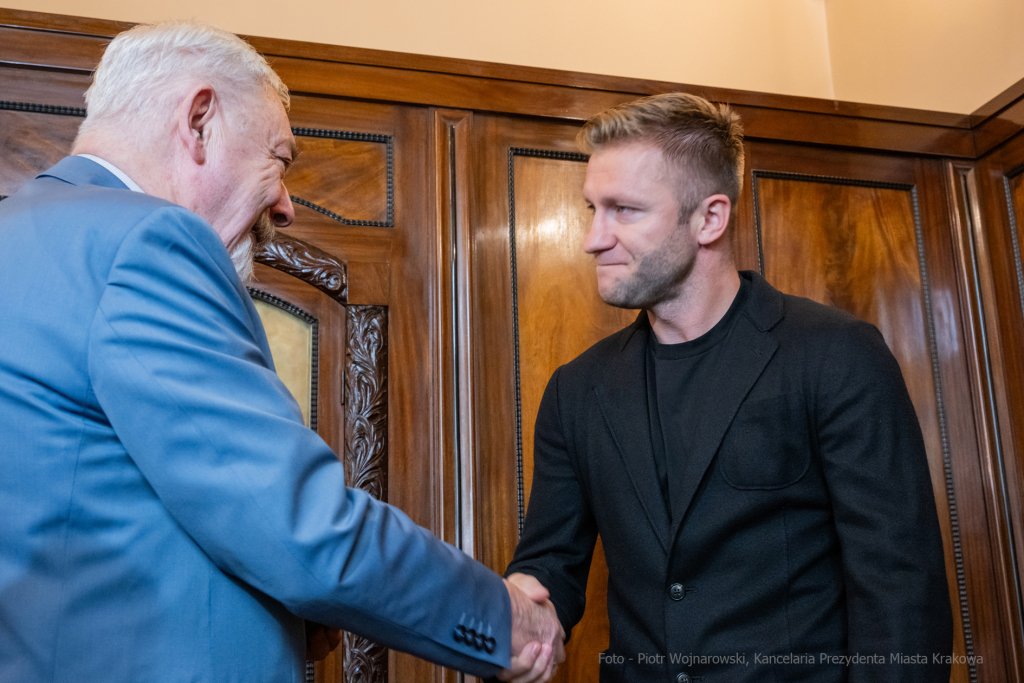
454, 625, 466, 643
485, 637, 496, 654
676, 673, 691, 683
475, 633, 486, 650
669, 583, 685, 600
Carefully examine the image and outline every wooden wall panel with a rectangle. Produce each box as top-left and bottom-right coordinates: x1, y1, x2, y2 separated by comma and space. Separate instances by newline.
0, 109, 80, 196
0, 66, 93, 109
510, 152, 635, 683
755, 177, 937, 445
287, 134, 391, 227
972, 130, 1024, 683
470, 120, 627, 683
744, 142, 1024, 682
511, 154, 636, 500
754, 173, 965, 680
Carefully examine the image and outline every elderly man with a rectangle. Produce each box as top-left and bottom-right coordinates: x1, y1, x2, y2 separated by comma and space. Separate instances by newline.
0, 21, 561, 683
504, 93, 953, 682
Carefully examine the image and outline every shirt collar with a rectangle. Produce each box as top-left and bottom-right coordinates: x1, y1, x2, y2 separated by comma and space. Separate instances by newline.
76, 154, 145, 193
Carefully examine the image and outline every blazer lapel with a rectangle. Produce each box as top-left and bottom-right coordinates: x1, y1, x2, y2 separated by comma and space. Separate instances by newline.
593, 313, 671, 554
669, 273, 784, 532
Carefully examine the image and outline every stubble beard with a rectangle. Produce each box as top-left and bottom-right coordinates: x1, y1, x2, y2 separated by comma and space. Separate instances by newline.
230, 213, 277, 285
600, 227, 697, 310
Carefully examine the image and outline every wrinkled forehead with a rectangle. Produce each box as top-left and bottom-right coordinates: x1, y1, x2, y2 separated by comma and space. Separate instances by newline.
238, 86, 296, 150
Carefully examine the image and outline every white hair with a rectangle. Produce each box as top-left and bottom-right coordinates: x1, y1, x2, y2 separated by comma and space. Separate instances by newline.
78, 20, 289, 140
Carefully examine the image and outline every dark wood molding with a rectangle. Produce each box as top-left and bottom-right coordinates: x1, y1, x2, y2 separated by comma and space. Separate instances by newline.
0, 99, 84, 116
256, 232, 348, 304
973, 75, 1024, 124
433, 108, 478, 574
973, 96, 1024, 159
1003, 167, 1024, 319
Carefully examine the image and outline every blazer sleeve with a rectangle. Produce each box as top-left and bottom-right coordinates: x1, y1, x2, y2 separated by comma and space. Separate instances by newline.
505, 366, 598, 639
85, 206, 510, 677
815, 319, 953, 682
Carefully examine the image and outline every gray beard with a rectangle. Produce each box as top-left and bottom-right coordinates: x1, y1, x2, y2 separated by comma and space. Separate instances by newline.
230, 213, 276, 285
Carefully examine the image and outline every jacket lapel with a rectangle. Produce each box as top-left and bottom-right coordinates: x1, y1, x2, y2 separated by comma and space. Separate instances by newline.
593, 312, 671, 554
669, 272, 784, 533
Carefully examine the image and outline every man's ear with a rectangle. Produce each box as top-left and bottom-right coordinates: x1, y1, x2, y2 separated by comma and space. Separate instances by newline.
695, 194, 732, 246
177, 85, 216, 164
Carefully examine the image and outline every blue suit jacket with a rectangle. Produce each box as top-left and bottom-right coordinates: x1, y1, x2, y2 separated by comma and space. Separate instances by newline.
0, 157, 511, 682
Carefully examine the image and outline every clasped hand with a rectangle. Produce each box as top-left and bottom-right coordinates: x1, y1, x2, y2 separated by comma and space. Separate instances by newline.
499, 573, 565, 683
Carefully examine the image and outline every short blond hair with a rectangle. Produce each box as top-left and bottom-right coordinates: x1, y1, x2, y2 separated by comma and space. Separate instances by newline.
577, 93, 744, 217
79, 20, 289, 140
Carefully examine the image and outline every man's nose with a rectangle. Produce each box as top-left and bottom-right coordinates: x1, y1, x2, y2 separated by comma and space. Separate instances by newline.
583, 212, 612, 254
270, 182, 294, 227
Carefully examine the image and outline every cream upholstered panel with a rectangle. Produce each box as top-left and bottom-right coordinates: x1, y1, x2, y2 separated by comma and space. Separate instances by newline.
253, 299, 313, 428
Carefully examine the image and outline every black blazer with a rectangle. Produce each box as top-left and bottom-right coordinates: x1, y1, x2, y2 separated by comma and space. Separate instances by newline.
507, 272, 952, 683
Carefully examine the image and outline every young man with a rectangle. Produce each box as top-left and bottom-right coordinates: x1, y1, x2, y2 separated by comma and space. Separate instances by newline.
505, 93, 953, 682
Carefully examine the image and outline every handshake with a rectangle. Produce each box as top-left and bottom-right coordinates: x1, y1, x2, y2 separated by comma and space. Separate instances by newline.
499, 573, 566, 683
306, 572, 564, 682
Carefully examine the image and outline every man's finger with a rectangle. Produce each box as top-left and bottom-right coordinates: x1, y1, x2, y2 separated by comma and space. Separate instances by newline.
508, 642, 553, 683
497, 642, 542, 682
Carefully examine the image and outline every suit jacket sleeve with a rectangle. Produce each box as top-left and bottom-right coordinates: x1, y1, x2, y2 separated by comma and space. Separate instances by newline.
505, 366, 598, 639
816, 319, 953, 681
85, 206, 510, 677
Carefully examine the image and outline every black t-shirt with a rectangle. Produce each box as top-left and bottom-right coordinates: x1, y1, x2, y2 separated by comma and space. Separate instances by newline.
645, 276, 752, 520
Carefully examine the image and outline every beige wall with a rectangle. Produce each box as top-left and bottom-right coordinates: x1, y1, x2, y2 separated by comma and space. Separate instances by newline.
825, 0, 1024, 114
3, 0, 835, 101
4, 0, 1023, 114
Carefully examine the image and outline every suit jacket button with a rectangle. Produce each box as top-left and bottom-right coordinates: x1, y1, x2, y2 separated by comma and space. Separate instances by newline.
485, 637, 496, 654
669, 583, 685, 600
676, 673, 691, 683
474, 633, 485, 650
454, 625, 466, 643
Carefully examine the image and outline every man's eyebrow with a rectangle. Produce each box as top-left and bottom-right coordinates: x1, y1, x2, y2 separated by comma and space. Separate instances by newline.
275, 142, 299, 168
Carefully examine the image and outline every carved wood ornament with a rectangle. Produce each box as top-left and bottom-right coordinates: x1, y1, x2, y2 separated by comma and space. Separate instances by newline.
257, 231, 349, 303
342, 305, 389, 683
257, 233, 388, 683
